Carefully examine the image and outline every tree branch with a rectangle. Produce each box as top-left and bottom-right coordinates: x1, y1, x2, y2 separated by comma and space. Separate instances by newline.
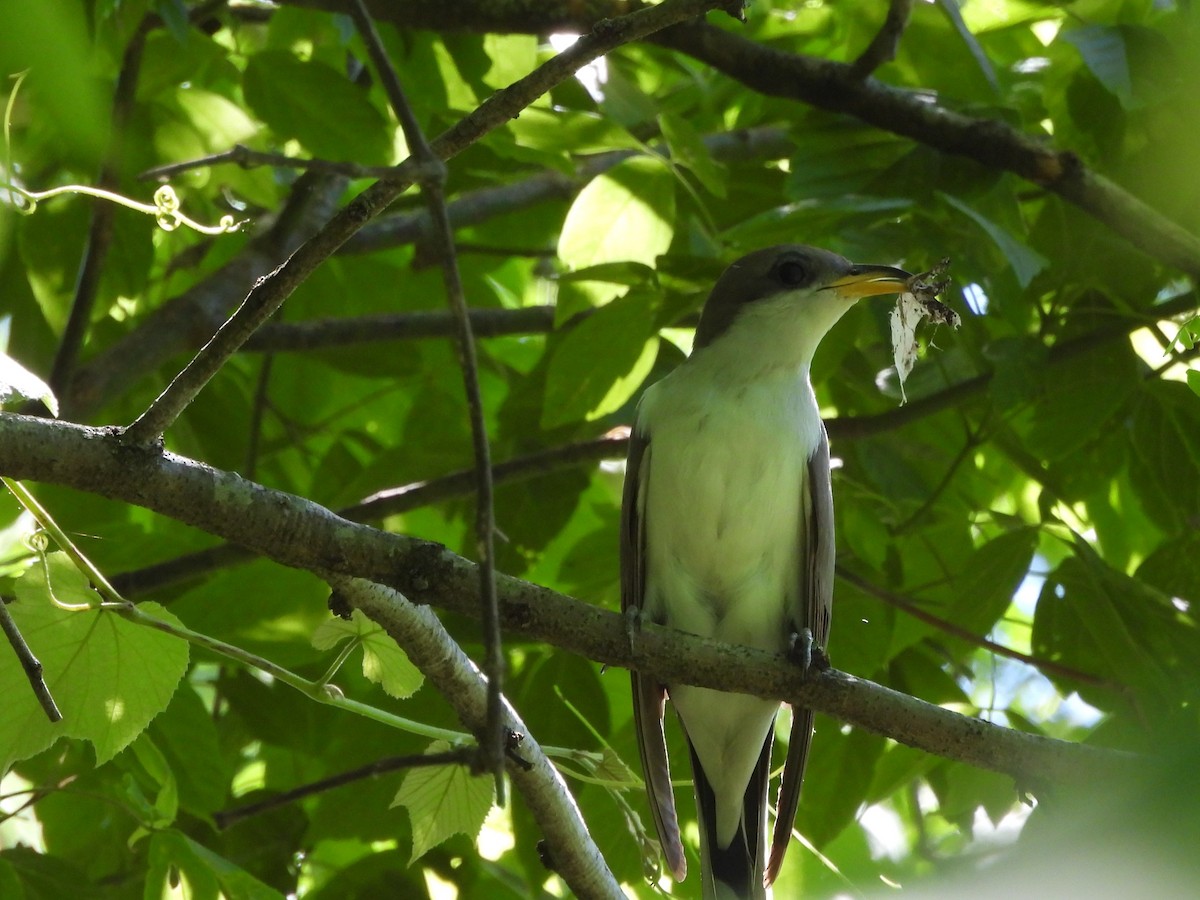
139, 143, 406, 182
334, 576, 622, 897
0, 412, 1134, 789
0, 593, 62, 723
850, 0, 914, 78
116, 0, 739, 445
212, 748, 476, 830
651, 20, 1200, 277
340, 125, 793, 255
295, 0, 1200, 276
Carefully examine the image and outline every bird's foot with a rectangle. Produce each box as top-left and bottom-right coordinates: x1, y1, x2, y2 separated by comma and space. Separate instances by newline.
624, 605, 642, 656
787, 628, 830, 676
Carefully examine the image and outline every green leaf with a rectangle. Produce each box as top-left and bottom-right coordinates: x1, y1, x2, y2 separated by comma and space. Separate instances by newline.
311, 609, 424, 699
128, 733, 180, 832
939, 192, 1048, 287
1034, 541, 1178, 712
947, 528, 1037, 637
1136, 532, 1200, 607
558, 156, 676, 304
542, 290, 659, 429
1187, 369, 1200, 399
391, 741, 495, 863
146, 830, 284, 900
1063, 26, 1134, 108
659, 113, 726, 197
147, 683, 230, 817
0, 553, 189, 772
1017, 345, 1138, 462
1129, 381, 1200, 534
795, 726, 885, 847
243, 51, 391, 164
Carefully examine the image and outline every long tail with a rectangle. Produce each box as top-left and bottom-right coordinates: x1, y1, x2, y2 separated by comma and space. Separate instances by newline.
690, 728, 773, 900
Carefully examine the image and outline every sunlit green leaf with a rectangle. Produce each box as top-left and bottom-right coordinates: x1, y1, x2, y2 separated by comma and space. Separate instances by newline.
1, 553, 188, 772
558, 157, 676, 304
311, 609, 424, 699
939, 192, 1048, 287
243, 51, 391, 163
542, 290, 659, 428
392, 741, 495, 863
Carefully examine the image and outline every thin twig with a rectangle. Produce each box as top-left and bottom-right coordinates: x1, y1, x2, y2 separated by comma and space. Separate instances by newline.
836, 566, 1115, 690
341, 125, 791, 256
244, 354, 274, 479
139, 144, 403, 182
0, 595, 62, 723
48, 15, 154, 397
242, 302, 670, 354
119, 0, 734, 446
212, 748, 475, 829
850, 0, 914, 78
349, 0, 507, 801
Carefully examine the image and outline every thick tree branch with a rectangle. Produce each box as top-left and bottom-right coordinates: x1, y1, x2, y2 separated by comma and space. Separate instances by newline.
0, 413, 1134, 788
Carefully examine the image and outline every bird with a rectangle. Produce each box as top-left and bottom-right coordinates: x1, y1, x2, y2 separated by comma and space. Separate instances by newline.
620, 245, 911, 898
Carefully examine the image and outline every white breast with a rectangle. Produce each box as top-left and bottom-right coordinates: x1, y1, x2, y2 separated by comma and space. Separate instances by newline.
637, 359, 821, 650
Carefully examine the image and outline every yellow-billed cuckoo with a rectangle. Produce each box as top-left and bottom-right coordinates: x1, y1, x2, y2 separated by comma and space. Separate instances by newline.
621, 245, 911, 898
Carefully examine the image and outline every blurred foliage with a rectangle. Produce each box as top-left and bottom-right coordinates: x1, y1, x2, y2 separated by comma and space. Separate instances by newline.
1, 0, 1199, 897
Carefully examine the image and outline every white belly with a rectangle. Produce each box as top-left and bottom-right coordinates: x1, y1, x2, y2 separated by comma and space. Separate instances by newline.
636, 364, 823, 849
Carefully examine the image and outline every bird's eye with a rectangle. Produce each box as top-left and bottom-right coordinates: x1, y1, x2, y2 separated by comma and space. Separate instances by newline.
776, 260, 810, 286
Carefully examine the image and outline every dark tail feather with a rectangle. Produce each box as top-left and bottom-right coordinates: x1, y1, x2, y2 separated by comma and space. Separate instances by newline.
689, 726, 774, 899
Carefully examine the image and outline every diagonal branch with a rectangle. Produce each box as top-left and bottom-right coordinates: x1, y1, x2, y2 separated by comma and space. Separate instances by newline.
0, 592, 62, 723
117, 0, 742, 445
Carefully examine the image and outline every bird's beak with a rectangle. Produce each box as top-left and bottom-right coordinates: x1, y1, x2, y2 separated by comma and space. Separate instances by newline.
824, 264, 912, 300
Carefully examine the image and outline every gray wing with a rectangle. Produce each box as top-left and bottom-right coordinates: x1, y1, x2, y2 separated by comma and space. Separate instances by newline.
766, 425, 835, 884
621, 425, 687, 882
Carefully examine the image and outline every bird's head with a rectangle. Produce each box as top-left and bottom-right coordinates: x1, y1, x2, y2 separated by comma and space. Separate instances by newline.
693, 245, 911, 369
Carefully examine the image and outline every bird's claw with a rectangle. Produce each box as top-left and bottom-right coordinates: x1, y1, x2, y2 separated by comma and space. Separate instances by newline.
624, 605, 643, 656
787, 628, 829, 676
